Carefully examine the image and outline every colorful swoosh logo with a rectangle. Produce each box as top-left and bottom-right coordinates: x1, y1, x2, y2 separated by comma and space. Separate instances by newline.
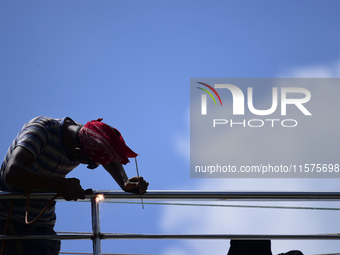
196, 82, 223, 106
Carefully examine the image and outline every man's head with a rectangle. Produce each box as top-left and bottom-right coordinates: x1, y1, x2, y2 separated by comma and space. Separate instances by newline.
78, 118, 137, 167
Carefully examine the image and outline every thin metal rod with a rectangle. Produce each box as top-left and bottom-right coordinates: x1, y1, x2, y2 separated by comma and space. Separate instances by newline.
0, 234, 91, 240
1, 232, 340, 241
90, 190, 340, 201
3, 191, 340, 201
91, 196, 101, 255
101, 233, 340, 240
135, 158, 144, 209
59, 253, 171, 255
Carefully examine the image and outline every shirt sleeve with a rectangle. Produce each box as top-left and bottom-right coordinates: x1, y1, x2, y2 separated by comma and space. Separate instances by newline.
16, 122, 48, 159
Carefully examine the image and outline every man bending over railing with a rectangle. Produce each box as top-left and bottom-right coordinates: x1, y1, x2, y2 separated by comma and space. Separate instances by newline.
0, 116, 149, 255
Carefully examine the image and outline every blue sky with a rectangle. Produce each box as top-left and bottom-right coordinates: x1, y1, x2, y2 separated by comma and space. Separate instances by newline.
1, 1, 340, 254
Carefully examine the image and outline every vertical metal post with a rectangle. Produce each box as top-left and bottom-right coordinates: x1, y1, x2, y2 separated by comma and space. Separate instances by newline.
91, 196, 101, 255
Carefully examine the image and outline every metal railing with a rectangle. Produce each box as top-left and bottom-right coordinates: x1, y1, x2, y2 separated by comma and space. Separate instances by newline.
1, 190, 340, 254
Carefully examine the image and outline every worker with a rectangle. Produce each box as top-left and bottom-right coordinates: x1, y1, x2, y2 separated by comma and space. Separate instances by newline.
227, 240, 303, 255
227, 240, 272, 255
0, 116, 149, 255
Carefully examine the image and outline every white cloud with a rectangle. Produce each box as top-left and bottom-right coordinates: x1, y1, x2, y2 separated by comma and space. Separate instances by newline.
279, 61, 340, 78
173, 106, 190, 163
159, 178, 340, 254
166, 64, 340, 255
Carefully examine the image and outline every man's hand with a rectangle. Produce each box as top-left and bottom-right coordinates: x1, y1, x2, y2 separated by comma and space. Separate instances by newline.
123, 176, 149, 194
103, 161, 149, 194
58, 178, 85, 201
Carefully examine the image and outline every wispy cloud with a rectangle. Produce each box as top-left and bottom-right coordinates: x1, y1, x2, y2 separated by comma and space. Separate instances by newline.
279, 61, 340, 78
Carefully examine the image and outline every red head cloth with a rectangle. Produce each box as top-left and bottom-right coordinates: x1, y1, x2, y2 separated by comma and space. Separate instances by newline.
78, 118, 138, 165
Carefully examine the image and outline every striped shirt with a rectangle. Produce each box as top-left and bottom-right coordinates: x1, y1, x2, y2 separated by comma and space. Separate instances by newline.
0, 116, 80, 227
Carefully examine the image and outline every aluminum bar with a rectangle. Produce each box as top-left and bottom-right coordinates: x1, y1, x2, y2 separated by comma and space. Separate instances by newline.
1, 233, 339, 241
91, 190, 340, 201
91, 196, 102, 255
2, 191, 340, 201
0, 234, 91, 240
101, 233, 340, 240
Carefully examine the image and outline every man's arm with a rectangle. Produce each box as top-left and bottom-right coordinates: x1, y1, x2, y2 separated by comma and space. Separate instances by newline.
3, 146, 85, 201
103, 161, 148, 194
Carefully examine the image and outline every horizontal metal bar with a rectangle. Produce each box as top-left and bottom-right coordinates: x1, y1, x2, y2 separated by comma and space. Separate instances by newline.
2, 191, 340, 201
59, 253, 172, 255
57, 232, 92, 235
1, 233, 340, 241
101, 233, 340, 240
0, 234, 92, 241
96, 190, 340, 201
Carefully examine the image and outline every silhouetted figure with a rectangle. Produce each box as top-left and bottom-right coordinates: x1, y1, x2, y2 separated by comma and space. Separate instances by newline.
227, 240, 304, 255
